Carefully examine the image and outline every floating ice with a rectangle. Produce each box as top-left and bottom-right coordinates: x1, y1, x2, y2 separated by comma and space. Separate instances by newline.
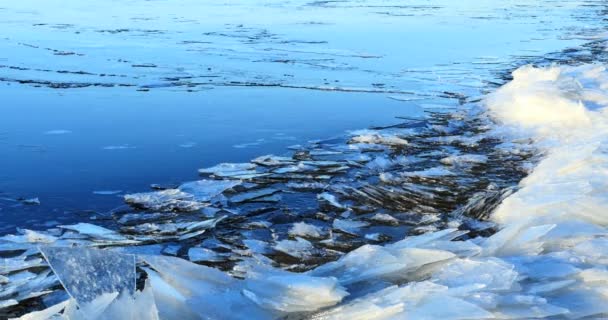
349, 129, 408, 146
58, 223, 128, 242
124, 179, 237, 211
198, 162, 258, 178
124, 189, 204, 212
178, 179, 239, 202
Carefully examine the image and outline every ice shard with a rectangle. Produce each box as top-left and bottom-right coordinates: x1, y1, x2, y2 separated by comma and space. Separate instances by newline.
38, 246, 136, 305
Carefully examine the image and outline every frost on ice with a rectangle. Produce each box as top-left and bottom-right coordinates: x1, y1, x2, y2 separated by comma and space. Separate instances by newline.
38, 246, 136, 304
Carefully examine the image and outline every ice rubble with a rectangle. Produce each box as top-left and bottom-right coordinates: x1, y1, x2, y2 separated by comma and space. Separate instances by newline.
310, 64, 608, 319
9, 64, 608, 319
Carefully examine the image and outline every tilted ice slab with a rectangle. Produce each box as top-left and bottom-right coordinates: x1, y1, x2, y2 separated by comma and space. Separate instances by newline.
14, 64, 608, 319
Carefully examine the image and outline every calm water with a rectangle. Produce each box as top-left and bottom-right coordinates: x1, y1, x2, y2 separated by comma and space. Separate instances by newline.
0, 0, 604, 232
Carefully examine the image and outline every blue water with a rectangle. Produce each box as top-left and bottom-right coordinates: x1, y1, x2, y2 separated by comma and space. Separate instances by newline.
0, 0, 604, 232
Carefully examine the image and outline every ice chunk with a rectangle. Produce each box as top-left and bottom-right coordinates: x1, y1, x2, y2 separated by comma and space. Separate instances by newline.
440, 154, 488, 166
124, 180, 240, 211
1, 229, 57, 244
0, 299, 18, 309
312, 243, 455, 285
252, 155, 295, 166
58, 223, 128, 242
241, 240, 271, 256
369, 213, 399, 225
1, 255, 47, 274
406, 295, 493, 320
39, 246, 136, 304
274, 237, 313, 258
286, 182, 327, 191
318, 192, 346, 210
178, 179, 240, 201
124, 189, 203, 211
142, 255, 274, 319
332, 219, 369, 235
188, 247, 224, 263
349, 130, 408, 146
288, 222, 324, 238
230, 188, 279, 203
432, 258, 518, 292
15, 300, 69, 319
243, 273, 347, 312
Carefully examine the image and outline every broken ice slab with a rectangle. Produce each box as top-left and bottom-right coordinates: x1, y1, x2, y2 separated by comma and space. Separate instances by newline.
230, 188, 280, 204
124, 189, 204, 211
432, 258, 518, 292
0, 255, 47, 274
288, 222, 325, 239
120, 216, 225, 241
0, 299, 18, 309
11, 300, 69, 319
188, 247, 226, 263
286, 182, 327, 191
39, 246, 136, 305
4, 270, 58, 304
348, 130, 408, 146
124, 179, 239, 211
440, 154, 488, 166
179, 180, 240, 201
243, 272, 348, 313
0, 229, 58, 244
318, 192, 346, 211
198, 163, 266, 179
199, 162, 256, 174
332, 219, 370, 235
58, 223, 129, 242
116, 212, 177, 226
274, 237, 314, 259
243, 239, 272, 255
252, 155, 296, 167
369, 213, 400, 226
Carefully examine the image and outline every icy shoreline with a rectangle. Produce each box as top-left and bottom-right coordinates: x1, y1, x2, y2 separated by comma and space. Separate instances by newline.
3, 63, 608, 319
